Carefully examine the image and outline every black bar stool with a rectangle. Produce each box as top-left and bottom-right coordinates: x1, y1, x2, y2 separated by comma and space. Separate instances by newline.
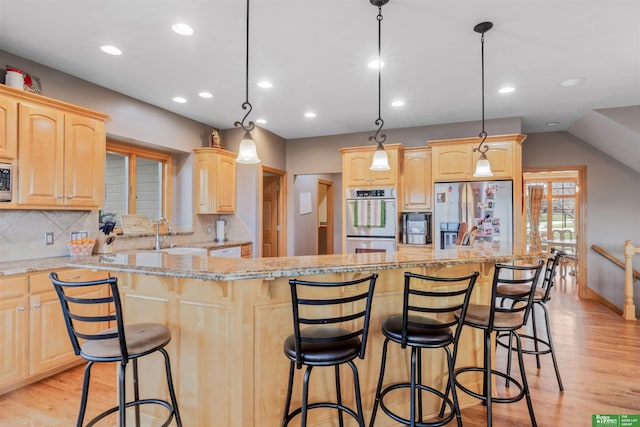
453, 261, 544, 427
496, 249, 566, 391
49, 272, 182, 427
281, 273, 378, 427
369, 271, 479, 427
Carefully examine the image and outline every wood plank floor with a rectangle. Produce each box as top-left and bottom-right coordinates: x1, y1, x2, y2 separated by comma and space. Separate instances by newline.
1, 274, 639, 426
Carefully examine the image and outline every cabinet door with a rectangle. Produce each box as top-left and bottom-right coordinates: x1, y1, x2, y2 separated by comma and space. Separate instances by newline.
194, 150, 213, 213
403, 149, 432, 211
215, 153, 236, 213
343, 151, 372, 187
29, 269, 109, 376
0, 276, 29, 391
18, 103, 65, 205
64, 114, 106, 207
431, 144, 472, 181
472, 141, 513, 179
0, 96, 18, 161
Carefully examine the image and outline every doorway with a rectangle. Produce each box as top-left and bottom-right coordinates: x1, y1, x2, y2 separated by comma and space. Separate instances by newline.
317, 179, 334, 255
261, 166, 287, 257
523, 166, 586, 298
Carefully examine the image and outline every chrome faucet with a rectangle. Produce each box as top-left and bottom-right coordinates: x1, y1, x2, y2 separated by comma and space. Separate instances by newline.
154, 217, 173, 250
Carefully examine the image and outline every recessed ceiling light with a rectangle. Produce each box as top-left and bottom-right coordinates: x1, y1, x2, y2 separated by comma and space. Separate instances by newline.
257, 81, 273, 89
368, 59, 385, 69
546, 121, 560, 126
172, 23, 194, 36
198, 92, 213, 99
100, 45, 122, 55
499, 86, 515, 94
391, 100, 405, 107
256, 118, 267, 124
560, 78, 586, 87
304, 112, 316, 118
173, 96, 187, 103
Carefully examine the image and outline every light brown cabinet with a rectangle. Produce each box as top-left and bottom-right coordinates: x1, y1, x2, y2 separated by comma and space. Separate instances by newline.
340, 144, 401, 188
429, 134, 524, 182
193, 148, 236, 214
0, 85, 108, 209
401, 147, 432, 211
0, 268, 109, 395
0, 96, 18, 161
241, 243, 252, 258
0, 275, 29, 390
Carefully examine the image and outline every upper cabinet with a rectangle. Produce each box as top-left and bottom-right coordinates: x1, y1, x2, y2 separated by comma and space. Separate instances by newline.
193, 147, 236, 214
340, 143, 401, 188
401, 147, 432, 211
429, 134, 526, 182
1, 86, 109, 209
0, 96, 18, 161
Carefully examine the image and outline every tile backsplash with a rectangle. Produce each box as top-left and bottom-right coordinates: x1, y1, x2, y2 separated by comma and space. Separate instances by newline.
0, 210, 252, 263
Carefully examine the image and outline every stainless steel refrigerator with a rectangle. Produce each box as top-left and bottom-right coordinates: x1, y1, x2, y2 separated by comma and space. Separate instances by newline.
433, 180, 513, 251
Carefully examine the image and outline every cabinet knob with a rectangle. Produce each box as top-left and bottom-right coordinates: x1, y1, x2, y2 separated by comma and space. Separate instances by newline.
33, 303, 41, 309
57, 194, 64, 199
17, 306, 25, 311
67, 194, 75, 199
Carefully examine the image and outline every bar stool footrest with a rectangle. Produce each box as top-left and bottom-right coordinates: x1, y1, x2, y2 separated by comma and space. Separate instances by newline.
378, 383, 455, 427
282, 401, 361, 426
454, 367, 526, 405
496, 332, 552, 356
85, 399, 177, 427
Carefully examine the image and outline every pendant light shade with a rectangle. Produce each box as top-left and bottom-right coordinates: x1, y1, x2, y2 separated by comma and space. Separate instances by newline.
236, 131, 260, 164
369, 0, 391, 171
472, 21, 493, 178
370, 145, 390, 171
234, 0, 261, 164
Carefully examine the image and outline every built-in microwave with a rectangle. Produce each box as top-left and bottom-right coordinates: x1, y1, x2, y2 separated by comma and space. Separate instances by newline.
0, 163, 13, 202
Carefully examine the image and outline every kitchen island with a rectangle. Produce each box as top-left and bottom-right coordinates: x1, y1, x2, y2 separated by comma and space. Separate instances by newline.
69, 247, 541, 426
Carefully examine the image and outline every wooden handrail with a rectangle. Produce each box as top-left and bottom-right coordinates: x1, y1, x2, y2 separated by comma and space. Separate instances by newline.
592, 243, 639, 321
591, 245, 640, 280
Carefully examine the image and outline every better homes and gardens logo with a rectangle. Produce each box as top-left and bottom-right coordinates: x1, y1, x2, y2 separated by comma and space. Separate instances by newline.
593, 414, 640, 426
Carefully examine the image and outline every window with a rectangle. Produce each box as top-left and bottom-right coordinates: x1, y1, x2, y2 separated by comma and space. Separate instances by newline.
103, 141, 172, 227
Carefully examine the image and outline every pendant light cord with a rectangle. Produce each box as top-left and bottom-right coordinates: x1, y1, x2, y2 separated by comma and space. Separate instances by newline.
234, 0, 255, 132
369, 6, 386, 146
474, 26, 489, 154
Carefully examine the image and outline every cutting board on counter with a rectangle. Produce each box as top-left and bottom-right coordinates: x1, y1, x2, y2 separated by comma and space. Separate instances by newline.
121, 214, 154, 235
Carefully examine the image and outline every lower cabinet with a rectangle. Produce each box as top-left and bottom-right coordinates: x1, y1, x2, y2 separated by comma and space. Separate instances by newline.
0, 268, 109, 395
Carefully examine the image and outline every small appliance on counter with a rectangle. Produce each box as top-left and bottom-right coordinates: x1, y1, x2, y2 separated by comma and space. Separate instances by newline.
400, 212, 432, 245
0, 163, 12, 202
215, 220, 227, 242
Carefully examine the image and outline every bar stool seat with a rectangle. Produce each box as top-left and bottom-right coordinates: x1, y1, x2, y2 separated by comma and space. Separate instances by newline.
369, 271, 479, 427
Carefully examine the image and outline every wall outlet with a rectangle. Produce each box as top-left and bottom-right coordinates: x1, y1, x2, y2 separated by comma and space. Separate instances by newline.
45, 232, 54, 245
207, 225, 212, 234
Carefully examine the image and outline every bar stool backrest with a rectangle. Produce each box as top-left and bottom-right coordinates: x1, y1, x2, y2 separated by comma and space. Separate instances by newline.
539, 248, 566, 302
490, 262, 544, 331
288, 273, 378, 366
401, 271, 479, 348
49, 272, 129, 361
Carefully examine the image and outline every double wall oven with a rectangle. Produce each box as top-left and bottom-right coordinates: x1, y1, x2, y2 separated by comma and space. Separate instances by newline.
345, 187, 397, 253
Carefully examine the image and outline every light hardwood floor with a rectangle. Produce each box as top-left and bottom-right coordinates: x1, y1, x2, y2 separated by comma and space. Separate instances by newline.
1, 274, 639, 426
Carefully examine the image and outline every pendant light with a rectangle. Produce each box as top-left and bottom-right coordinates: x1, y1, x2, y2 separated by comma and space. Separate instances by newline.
369, 0, 391, 171
472, 21, 493, 178
234, 0, 261, 164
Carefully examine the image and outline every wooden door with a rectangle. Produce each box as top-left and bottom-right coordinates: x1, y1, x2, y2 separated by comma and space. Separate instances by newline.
18, 103, 65, 205
0, 96, 18, 161
262, 175, 278, 257
64, 113, 105, 207
317, 179, 334, 255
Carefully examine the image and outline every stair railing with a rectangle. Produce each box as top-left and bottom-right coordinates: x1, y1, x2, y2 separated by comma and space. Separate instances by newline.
623, 241, 640, 320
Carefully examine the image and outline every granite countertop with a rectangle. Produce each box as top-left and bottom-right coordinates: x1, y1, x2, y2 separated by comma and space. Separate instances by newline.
65, 246, 542, 282
0, 240, 252, 277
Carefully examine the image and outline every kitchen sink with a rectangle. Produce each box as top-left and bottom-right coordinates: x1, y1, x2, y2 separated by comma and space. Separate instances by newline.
157, 247, 208, 256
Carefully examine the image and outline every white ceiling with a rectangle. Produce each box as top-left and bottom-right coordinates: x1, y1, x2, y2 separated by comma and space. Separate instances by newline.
0, 0, 639, 141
